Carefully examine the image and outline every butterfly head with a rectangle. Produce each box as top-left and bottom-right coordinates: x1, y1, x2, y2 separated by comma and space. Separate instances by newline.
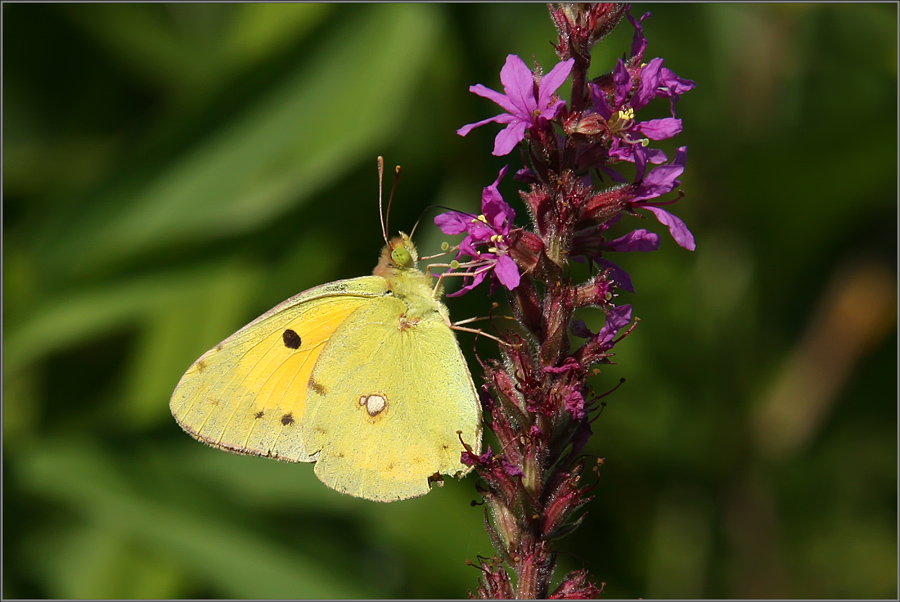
374, 232, 419, 277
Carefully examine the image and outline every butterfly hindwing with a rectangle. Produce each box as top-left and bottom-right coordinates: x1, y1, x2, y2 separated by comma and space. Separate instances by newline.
303, 296, 481, 502
170, 277, 388, 462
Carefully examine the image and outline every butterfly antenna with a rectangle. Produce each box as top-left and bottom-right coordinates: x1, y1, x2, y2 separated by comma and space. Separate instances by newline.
409, 214, 423, 242
385, 162, 402, 239
377, 156, 388, 245
409, 203, 439, 242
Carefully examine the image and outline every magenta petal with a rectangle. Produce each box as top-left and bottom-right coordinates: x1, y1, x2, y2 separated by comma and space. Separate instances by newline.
659, 67, 696, 99
613, 59, 631, 107
493, 120, 528, 156
491, 164, 509, 187
514, 166, 537, 183
537, 57, 574, 109
644, 147, 670, 164
636, 117, 682, 140
571, 320, 595, 339
482, 180, 505, 207
628, 10, 650, 59
607, 229, 660, 252
633, 144, 649, 180
499, 54, 537, 117
598, 304, 633, 345
494, 255, 521, 289
501, 458, 525, 478
542, 98, 568, 121
459, 235, 483, 258
589, 82, 613, 119
634, 57, 664, 109
457, 113, 515, 137
483, 197, 515, 231
632, 157, 684, 201
434, 211, 471, 235
597, 258, 635, 293
643, 206, 696, 251
447, 266, 488, 297
564, 389, 586, 420
469, 83, 519, 116
644, 162, 684, 189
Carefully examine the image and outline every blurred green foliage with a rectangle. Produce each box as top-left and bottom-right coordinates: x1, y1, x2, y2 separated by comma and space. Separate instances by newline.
3, 3, 896, 599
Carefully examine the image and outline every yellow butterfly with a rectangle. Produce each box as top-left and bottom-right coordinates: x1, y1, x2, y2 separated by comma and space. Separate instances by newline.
170, 167, 482, 502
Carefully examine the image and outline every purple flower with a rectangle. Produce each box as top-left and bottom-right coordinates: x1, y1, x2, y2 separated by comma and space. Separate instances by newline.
434, 166, 521, 296
461, 446, 494, 467
500, 458, 525, 478
571, 304, 633, 350
583, 9, 695, 167
627, 10, 695, 111
564, 389, 586, 420
588, 67, 683, 166
630, 147, 696, 251
458, 54, 575, 156
596, 259, 635, 293
598, 304, 633, 346
594, 229, 660, 293
571, 213, 661, 292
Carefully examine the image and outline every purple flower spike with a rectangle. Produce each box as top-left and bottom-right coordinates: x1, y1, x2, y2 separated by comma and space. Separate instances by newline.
458, 54, 575, 156
455, 6, 695, 598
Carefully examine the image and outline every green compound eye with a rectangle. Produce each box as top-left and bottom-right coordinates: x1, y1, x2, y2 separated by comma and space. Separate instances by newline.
391, 245, 412, 267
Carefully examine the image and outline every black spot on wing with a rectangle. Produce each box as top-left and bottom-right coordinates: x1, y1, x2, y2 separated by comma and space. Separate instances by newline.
282, 329, 301, 349
281, 413, 295, 426
254, 411, 265, 419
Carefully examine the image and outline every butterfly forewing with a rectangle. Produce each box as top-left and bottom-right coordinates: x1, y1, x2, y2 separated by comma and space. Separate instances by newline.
170, 278, 387, 461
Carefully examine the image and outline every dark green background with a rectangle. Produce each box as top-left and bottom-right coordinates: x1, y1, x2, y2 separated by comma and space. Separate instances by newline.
4, 3, 896, 598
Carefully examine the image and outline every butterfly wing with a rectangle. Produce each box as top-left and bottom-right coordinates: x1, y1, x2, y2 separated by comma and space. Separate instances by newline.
302, 297, 482, 502
170, 277, 389, 462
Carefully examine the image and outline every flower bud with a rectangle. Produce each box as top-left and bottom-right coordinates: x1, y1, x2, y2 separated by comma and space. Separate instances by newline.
486, 493, 521, 551
507, 229, 544, 275
474, 557, 515, 599
549, 569, 605, 599
550, 3, 628, 61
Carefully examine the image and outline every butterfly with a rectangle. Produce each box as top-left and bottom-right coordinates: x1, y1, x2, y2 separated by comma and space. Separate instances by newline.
170, 162, 482, 502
